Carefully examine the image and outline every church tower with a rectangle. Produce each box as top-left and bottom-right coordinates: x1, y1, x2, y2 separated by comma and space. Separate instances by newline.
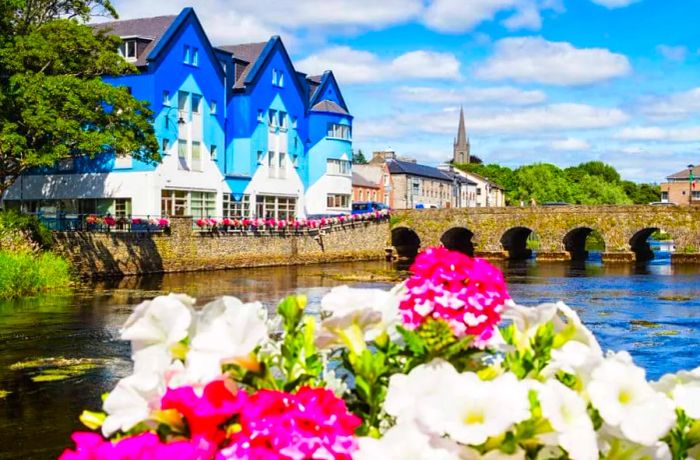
453, 106, 470, 164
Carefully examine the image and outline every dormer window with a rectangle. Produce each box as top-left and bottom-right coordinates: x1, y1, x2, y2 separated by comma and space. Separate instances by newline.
268, 109, 277, 127
120, 39, 137, 62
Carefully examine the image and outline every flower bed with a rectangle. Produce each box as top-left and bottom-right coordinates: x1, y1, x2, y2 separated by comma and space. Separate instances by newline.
60, 247, 700, 460
194, 210, 389, 235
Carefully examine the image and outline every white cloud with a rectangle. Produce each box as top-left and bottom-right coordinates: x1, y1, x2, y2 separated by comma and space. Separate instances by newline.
657, 45, 687, 62
637, 87, 700, 121
354, 103, 628, 142
394, 86, 547, 105
551, 137, 591, 151
616, 126, 700, 142
476, 37, 631, 86
589, 0, 640, 8
296, 47, 460, 84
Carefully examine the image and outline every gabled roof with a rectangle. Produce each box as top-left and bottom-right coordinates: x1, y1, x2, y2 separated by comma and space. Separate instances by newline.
216, 42, 267, 88
307, 75, 323, 101
441, 170, 477, 186
311, 100, 348, 115
667, 164, 700, 180
461, 170, 505, 190
309, 71, 349, 112
92, 15, 176, 67
387, 159, 453, 182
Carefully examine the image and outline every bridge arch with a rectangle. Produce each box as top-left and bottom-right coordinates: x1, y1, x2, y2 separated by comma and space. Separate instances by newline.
563, 227, 606, 262
501, 226, 535, 260
440, 227, 475, 257
629, 227, 673, 263
391, 227, 421, 260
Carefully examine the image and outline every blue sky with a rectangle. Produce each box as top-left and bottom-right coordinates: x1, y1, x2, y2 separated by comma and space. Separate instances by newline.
112, 0, 700, 183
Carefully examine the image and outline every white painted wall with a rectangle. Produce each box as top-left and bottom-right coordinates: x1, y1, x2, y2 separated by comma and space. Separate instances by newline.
305, 172, 352, 216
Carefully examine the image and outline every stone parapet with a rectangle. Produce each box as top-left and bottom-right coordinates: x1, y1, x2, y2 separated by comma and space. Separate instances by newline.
671, 253, 700, 264
53, 217, 390, 277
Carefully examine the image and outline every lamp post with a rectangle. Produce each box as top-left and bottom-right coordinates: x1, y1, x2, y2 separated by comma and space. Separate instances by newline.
688, 164, 695, 206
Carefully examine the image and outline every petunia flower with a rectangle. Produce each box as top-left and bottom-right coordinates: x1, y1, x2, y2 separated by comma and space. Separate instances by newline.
101, 371, 165, 437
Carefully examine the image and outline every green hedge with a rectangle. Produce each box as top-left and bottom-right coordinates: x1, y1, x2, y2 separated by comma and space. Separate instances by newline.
0, 250, 72, 299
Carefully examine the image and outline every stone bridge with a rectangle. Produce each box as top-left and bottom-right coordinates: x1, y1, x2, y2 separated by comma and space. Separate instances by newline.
389, 206, 700, 264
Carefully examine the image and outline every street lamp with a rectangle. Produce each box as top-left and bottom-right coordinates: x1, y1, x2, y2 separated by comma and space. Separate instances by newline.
688, 164, 695, 206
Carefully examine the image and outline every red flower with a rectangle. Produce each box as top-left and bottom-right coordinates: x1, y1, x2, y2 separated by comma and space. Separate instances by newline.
161, 380, 244, 444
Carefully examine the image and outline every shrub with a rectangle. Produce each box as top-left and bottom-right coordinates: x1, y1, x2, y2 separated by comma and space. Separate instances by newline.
0, 211, 53, 249
0, 250, 72, 299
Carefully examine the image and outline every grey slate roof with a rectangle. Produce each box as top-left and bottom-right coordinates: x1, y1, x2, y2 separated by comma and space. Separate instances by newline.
311, 100, 348, 115
387, 159, 453, 182
441, 170, 477, 186
307, 75, 322, 100
217, 42, 268, 88
92, 15, 177, 67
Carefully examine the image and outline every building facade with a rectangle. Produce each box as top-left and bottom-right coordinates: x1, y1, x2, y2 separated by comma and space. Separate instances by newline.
351, 163, 393, 207
660, 164, 700, 206
2, 8, 353, 219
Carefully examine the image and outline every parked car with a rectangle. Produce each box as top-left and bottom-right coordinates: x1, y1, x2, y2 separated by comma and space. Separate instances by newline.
351, 201, 390, 215
649, 201, 677, 206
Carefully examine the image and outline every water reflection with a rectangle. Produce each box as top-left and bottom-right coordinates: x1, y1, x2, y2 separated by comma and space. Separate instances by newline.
0, 259, 699, 458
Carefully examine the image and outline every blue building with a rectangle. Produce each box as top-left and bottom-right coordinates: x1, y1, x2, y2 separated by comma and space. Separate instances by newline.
3, 8, 353, 220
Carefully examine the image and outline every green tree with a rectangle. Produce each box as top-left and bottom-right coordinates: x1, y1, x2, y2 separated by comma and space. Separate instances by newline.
353, 149, 368, 164
0, 0, 160, 198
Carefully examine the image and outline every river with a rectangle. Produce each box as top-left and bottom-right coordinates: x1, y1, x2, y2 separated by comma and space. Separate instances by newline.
1, 257, 700, 458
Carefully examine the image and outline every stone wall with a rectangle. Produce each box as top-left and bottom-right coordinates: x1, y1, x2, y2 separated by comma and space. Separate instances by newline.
54, 217, 390, 277
390, 206, 700, 263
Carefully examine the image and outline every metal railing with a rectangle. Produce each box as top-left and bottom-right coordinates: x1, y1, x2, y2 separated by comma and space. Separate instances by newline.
28, 212, 170, 233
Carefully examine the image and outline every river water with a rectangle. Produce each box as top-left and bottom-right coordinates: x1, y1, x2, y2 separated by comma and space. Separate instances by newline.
1, 257, 700, 458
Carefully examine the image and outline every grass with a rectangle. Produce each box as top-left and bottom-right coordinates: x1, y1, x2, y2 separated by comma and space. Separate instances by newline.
0, 250, 72, 299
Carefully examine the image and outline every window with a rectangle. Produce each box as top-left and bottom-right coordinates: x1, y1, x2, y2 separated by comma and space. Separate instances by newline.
327, 159, 351, 175
178, 140, 188, 170
257, 109, 264, 122
223, 194, 250, 218
163, 91, 170, 106
162, 138, 170, 154
114, 154, 132, 169
292, 117, 297, 128
411, 178, 420, 196
191, 141, 202, 171
210, 145, 218, 161
257, 151, 263, 164
190, 191, 216, 218
183, 45, 190, 64
268, 151, 276, 178
326, 123, 351, 140
210, 100, 217, 114
359, 190, 364, 201
476, 188, 482, 196
272, 69, 284, 87
279, 111, 287, 129
278, 152, 286, 179
255, 195, 296, 220
661, 191, 669, 201
178, 91, 189, 116
161, 190, 189, 217
327, 194, 350, 209
120, 40, 137, 61
693, 191, 700, 199
191, 94, 202, 114
192, 48, 199, 66
268, 109, 277, 127
114, 198, 131, 217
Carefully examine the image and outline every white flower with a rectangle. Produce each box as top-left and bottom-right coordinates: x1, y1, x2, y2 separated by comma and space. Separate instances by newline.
502, 302, 558, 350
320, 285, 402, 341
121, 294, 195, 355
654, 366, 700, 418
384, 359, 459, 423
463, 448, 526, 460
552, 302, 602, 355
538, 379, 597, 460
355, 420, 467, 460
184, 297, 269, 382
419, 371, 531, 446
315, 307, 382, 354
542, 340, 602, 384
322, 367, 348, 398
102, 371, 164, 436
588, 352, 676, 445
598, 427, 672, 460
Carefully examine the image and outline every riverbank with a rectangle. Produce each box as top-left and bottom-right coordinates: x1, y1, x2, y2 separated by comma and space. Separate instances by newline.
0, 212, 73, 299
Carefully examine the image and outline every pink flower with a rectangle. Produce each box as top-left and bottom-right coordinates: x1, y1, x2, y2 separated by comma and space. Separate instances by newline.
196, 219, 207, 228
242, 218, 251, 227
220, 387, 360, 460
162, 380, 243, 444
320, 218, 327, 226
59, 432, 216, 460
399, 247, 509, 341
221, 218, 232, 226
132, 218, 142, 225
158, 218, 170, 228
104, 216, 116, 226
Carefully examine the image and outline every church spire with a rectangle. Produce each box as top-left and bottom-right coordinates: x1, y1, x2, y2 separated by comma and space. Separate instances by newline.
453, 105, 470, 164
